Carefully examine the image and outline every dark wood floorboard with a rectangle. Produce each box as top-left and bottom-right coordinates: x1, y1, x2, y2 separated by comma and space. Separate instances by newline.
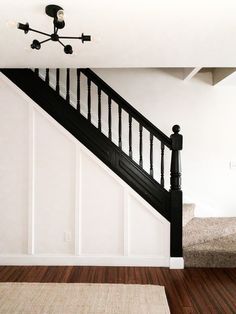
0, 266, 235, 313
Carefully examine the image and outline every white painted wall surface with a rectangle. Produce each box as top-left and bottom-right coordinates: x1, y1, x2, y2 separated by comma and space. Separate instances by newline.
0, 73, 170, 266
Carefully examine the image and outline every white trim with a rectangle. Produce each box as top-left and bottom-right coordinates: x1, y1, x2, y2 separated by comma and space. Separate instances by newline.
77, 145, 83, 255
123, 189, 129, 256
183, 67, 202, 81
74, 144, 79, 255
27, 105, 35, 255
0, 255, 170, 267
169, 257, 184, 269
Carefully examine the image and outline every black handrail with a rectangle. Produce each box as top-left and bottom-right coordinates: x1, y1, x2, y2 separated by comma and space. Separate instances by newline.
80, 68, 172, 148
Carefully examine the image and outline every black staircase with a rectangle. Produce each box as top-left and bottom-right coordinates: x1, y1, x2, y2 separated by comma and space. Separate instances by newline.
1, 68, 183, 258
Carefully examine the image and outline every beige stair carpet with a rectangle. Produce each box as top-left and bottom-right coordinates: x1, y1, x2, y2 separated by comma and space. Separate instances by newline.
183, 217, 236, 267
184, 217, 236, 247
0, 282, 170, 314
184, 233, 236, 267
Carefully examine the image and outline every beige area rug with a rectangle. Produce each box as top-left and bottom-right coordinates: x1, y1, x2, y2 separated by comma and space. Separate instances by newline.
0, 282, 170, 314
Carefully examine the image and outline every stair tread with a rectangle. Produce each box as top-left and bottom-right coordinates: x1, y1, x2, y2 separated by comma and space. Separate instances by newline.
183, 233, 236, 267
184, 233, 236, 253
183, 217, 236, 247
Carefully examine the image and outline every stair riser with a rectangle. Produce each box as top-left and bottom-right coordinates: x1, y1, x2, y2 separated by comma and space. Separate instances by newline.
183, 203, 195, 226
184, 252, 236, 268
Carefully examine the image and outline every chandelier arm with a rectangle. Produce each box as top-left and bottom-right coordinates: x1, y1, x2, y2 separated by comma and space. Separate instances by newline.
39, 38, 52, 45
29, 28, 51, 37
58, 36, 82, 40
58, 40, 66, 47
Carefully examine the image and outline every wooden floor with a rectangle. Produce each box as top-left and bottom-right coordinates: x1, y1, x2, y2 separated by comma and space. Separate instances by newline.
0, 266, 235, 313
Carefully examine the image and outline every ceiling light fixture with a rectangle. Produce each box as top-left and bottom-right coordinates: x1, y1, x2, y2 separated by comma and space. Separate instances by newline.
17, 4, 91, 54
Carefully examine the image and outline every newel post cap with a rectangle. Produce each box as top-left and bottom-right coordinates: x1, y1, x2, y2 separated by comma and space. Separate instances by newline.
171, 124, 183, 150
172, 125, 180, 134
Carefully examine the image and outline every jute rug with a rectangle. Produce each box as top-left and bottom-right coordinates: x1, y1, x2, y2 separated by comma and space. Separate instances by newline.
0, 282, 170, 314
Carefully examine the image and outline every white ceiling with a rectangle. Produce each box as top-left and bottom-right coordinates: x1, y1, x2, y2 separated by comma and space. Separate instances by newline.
2, 0, 236, 68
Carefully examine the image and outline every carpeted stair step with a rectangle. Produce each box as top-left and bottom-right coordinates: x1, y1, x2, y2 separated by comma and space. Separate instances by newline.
184, 233, 236, 267
183, 217, 236, 247
183, 203, 195, 226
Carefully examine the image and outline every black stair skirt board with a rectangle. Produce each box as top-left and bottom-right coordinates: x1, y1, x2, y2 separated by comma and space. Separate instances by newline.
1, 68, 170, 221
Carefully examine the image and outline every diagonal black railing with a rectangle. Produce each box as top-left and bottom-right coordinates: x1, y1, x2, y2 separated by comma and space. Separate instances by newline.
35, 68, 178, 188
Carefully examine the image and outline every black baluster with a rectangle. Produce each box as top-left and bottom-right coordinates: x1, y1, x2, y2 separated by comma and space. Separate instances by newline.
87, 78, 91, 122
150, 133, 153, 177
139, 124, 143, 167
45, 68, 49, 84
56, 68, 60, 94
98, 88, 101, 131
34, 68, 39, 76
77, 69, 80, 112
129, 114, 132, 158
66, 68, 70, 103
118, 106, 122, 149
161, 142, 165, 187
170, 124, 183, 259
108, 96, 112, 140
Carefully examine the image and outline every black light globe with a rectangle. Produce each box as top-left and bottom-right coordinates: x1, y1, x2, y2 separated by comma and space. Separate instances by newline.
64, 45, 73, 54
31, 40, 41, 50
17, 22, 29, 34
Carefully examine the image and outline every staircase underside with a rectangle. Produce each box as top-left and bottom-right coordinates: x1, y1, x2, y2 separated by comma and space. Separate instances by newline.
183, 217, 236, 267
1, 69, 170, 221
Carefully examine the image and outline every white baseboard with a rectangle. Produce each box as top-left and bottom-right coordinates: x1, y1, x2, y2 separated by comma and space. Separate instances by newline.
0, 255, 170, 267
169, 257, 184, 269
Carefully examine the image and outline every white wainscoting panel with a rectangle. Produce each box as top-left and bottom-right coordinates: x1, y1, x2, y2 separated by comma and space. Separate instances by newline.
128, 195, 169, 257
34, 110, 76, 255
0, 73, 171, 266
0, 78, 29, 254
80, 150, 124, 256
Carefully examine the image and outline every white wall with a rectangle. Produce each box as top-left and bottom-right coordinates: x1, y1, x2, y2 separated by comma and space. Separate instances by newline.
0, 73, 170, 266
90, 69, 236, 217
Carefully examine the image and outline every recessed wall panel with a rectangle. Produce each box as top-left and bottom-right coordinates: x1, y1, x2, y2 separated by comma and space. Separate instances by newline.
80, 151, 124, 255
34, 111, 75, 254
0, 82, 28, 254
129, 195, 169, 256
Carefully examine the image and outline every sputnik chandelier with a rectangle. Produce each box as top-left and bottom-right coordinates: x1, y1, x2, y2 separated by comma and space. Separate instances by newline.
17, 4, 91, 54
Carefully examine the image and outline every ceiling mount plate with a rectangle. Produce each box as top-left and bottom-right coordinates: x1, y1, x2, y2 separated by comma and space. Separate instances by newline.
45, 4, 63, 18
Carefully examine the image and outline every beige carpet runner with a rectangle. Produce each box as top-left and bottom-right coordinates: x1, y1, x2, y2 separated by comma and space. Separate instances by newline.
0, 282, 170, 314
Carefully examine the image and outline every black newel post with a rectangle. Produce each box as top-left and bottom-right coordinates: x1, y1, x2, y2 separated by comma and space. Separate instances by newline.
170, 125, 183, 258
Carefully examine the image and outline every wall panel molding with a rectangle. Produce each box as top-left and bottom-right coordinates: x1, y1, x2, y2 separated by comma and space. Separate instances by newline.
27, 104, 35, 255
